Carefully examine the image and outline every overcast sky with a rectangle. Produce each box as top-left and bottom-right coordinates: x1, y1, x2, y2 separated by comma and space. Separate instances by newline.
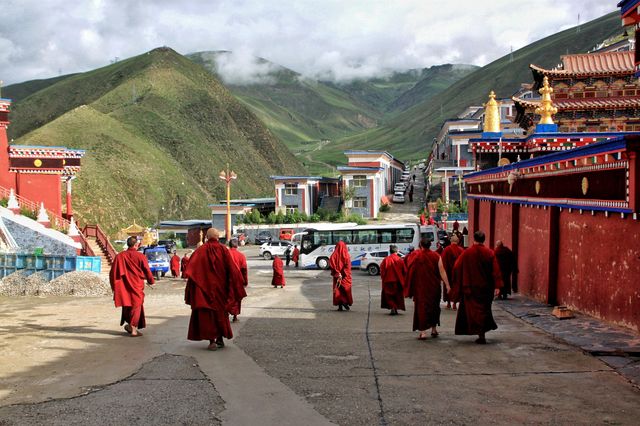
0, 0, 617, 85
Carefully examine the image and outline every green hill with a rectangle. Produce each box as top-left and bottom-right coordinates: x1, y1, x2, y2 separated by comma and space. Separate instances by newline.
314, 11, 622, 163
2, 74, 76, 103
11, 47, 305, 233
188, 51, 381, 149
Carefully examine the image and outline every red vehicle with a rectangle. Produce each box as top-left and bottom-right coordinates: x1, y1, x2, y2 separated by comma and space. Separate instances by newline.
279, 228, 295, 241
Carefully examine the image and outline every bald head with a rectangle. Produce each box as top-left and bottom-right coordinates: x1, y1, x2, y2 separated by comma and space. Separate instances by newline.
495, 240, 503, 248
206, 228, 220, 241
450, 235, 459, 244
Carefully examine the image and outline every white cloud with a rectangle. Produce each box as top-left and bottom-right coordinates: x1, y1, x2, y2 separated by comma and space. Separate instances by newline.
0, 0, 618, 85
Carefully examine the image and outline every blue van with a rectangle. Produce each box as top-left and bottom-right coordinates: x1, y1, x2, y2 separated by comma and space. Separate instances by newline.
143, 246, 171, 279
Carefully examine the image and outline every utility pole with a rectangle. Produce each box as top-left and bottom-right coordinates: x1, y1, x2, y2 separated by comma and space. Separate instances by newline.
577, 13, 581, 33
219, 163, 237, 241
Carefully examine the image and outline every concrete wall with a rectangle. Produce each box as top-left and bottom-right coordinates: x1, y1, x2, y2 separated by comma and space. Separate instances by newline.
350, 181, 371, 218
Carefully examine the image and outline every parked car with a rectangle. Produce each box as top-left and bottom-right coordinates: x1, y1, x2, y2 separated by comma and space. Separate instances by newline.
143, 247, 171, 279
360, 250, 404, 276
254, 231, 273, 245
259, 240, 293, 260
157, 239, 177, 253
392, 191, 405, 203
279, 228, 295, 241
394, 182, 406, 193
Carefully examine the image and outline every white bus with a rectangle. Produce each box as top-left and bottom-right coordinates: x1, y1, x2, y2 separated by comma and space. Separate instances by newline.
299, 224, 440, 269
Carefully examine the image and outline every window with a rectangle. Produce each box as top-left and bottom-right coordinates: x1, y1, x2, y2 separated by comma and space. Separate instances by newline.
378, 229, 394, 244
353, 197, 367, 208
396, 228, 414, 243
285, 205, 298, 214
353, 175, 367, 188
285, 183, 298, 195
313, 230, 331, 246
355, 229, 378, 244
332, 230, 354, 244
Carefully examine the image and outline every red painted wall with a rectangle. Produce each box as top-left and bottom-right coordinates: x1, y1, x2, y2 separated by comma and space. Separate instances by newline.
16, 173, 62, 216
517, 206, 551, 302
477, 200, 492, 237
557, 211, 640, 331
494, 203, 513, 248
0, 126, 11, 189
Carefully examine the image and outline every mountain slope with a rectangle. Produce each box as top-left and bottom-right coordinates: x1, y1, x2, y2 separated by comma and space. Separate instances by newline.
3, 74, 77, 103
12, 47, 305, 233
188, 51, 381, 150
315, 11, 622, 163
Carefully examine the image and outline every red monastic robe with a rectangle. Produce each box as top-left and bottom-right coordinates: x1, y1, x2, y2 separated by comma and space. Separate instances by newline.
184, 240, 246, 341
450, 244, 503, 336
380, 253, 406, 311
406, 249, 443, 331
440, 243, 464, 302
228, 247, 248, 316
109, 247, 154, 329
420, 213, 427, 226
403, 250, 420, 297
181, 255, 190, 279
170, 254, 180, 277
272, 256, 285, 287
329, 241, 353, 306
292, 247, 300, 264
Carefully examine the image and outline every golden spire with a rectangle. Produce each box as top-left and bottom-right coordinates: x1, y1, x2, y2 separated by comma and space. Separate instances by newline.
483, 91, 501, 133
535, 76, 557, 125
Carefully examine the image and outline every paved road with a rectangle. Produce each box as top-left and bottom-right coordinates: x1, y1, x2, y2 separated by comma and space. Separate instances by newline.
1, 248, 639, 425
380, 167, 425, 223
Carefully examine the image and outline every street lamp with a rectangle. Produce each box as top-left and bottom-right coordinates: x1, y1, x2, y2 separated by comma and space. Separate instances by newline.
219, 163, 237, 241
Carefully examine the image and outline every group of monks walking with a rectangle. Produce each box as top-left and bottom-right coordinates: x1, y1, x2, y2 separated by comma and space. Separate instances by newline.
109, 226, 513, 349
109, 229, 248, 350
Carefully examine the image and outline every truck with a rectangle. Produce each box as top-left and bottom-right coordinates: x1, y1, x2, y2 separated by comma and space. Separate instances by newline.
142, 246, 171, 279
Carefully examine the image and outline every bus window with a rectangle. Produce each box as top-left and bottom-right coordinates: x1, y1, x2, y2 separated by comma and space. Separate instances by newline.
420, 232, 435, 243
378, 229, 394, 244
332, 230, 354, 244
313, 230, 331, 246
354, 229, 377, 244
396, 228, 414, 243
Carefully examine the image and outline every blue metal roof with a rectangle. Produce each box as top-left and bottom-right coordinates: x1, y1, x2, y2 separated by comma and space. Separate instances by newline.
464, 135, 633, 179
0, 98, 12, 102
619, 0, 640, 16
469, 131, 638, 144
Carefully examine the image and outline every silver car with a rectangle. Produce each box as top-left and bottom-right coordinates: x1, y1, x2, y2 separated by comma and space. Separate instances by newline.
259, 240, 293, 260
359, 250, 404, 276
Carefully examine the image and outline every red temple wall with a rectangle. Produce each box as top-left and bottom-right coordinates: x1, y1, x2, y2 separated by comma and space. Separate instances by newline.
517, 206, 551, 302
0, 127, 12, 189
15, 173, 62, 216
557, 211, 640, 331
477, 200, 492, 239
493, 203, 513, 248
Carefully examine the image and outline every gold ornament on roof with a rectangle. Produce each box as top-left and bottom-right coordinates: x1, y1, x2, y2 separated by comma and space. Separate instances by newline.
535, 76, 557, 125
483, 91, 501, 133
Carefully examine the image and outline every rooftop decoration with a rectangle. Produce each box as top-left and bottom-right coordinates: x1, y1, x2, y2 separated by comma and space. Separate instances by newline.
534, 77, 558, 132
482, 91, 501, 136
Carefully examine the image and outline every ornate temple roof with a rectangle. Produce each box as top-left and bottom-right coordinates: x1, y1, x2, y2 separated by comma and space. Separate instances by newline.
513, 96, 640, 111
530, 51, 634, 80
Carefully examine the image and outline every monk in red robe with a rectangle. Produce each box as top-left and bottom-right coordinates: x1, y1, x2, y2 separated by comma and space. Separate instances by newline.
181, 251, 191, 279
406, 238, 450, 339
271, 255, 285, 288
185, 228, 246, 351
494, 240, 517, 300
380, 245, 406, 315
170, 252, 180, 278
228, 239, 248, 322
441, 235, 464, 310
329, 241, 352, 311
450, 230, 503, 344
419, 212, 427, 226
109, 236, 155, 337
292, 245, 300, 268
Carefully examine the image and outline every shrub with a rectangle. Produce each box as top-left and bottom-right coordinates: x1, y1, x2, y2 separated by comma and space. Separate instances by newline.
379, 203, 391, 212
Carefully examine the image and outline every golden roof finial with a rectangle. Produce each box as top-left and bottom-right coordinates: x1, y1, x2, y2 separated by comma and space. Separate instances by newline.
483, 91, 501, 133
535, 76, 557, 125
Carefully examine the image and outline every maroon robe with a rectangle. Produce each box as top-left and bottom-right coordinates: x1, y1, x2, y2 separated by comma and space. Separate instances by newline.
329, 241, 353, 306
494, 245, 517, 296
420, 213, 427, 225
450, 244, 503, 336
403, 250, 419, 297
406, 249, 442, 331
170, 254, 180, 277
181, 255, 190, 279
228, 247, 248, 316
380, 253, 406, 311
440, 243, 463, 303
184, 240, 246, 341
109, 247, 154, 329
292, 247, 300, 266
272, 256, 285, 287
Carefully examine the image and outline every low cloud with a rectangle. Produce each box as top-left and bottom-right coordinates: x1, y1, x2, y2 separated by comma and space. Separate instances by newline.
0, 0, 617, 85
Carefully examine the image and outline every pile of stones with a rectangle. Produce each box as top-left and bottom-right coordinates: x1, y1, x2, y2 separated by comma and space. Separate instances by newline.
0, 271, 111, 297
